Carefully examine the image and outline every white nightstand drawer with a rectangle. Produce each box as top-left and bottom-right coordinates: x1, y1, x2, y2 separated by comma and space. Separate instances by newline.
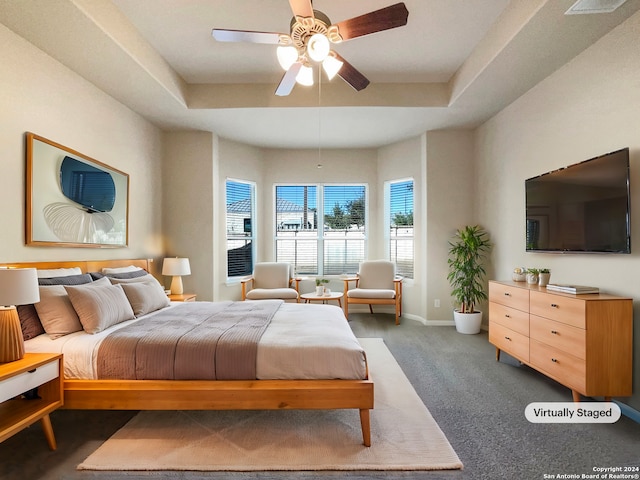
0, 359, 59, 403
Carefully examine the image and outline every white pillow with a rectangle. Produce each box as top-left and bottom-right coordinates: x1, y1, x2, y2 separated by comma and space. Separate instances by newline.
37, 267, 82, 278
101, 265, 143, 274
65, 282, 135, 334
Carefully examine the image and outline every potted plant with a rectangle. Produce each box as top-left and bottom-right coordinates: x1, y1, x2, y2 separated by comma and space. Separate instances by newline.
526, 268, 540, 285
538, 268, 551, 287
447, 225, 492, 334
315, 278, 329, 295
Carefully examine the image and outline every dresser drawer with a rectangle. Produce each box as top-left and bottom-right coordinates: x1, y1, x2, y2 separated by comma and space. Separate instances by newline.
489, 302, 529, 336
530, 291, 585, 328
489, 282, 529, 312
530, 315, 586, 360
489, 322, 529, 362
0, 359, 59, 403
530, 339, 585, 392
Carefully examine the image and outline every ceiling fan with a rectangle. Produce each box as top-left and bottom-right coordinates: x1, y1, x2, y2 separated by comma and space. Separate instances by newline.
212, 1, 409, 96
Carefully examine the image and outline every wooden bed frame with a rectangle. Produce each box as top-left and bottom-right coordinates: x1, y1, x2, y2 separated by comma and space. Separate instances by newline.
3, 259, 374, 446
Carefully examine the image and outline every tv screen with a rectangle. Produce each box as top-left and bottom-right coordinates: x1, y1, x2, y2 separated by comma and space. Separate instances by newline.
525, 148, 630, 253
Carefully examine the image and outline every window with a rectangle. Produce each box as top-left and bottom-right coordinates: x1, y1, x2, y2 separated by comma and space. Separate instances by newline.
275, 184, 366, 275
387, 179, 414, 279
226, 179, 255, 278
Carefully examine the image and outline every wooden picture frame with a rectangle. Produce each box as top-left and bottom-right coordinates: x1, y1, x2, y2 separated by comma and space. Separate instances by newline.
25, 133, 129, 248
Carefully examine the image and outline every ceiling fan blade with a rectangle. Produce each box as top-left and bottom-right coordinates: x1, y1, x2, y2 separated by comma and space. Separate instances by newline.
275, 62, 303, 96
289, 0, 314, 19
212, 29, 284, 44
333, 53, 370, 92
332, 3, 409, 41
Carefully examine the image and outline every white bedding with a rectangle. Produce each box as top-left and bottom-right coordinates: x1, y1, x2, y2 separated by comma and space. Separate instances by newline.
25, 301, 367, 381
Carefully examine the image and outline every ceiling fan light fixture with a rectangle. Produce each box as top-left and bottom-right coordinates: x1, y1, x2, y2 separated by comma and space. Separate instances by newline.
307, 33, 330, 62
295, 64, 314, 86
322, 52, 343, 80
277, 45, 299, 71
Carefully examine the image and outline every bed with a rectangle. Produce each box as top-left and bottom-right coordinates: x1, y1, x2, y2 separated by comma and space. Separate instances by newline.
4, 259, 374, 446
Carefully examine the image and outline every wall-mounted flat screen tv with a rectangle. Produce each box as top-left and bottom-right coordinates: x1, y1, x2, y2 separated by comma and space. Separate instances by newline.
525, 148, 630, 254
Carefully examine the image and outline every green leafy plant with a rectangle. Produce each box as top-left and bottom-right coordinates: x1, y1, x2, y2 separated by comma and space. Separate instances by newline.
540, 268, 550, 274
315, 278, 329, 286
447, 225, 492, 314
526, 268, 540, 275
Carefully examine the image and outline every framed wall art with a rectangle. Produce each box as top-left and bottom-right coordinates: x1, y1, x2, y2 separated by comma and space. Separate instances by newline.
26, 132, 129, 248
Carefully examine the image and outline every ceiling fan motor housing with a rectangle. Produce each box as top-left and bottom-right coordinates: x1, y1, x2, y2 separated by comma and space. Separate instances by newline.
289, 10, 341, 55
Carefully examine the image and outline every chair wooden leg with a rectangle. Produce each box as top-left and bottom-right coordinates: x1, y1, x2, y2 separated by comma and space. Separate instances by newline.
369, 304, 374, 314
344, 301, 349, 319
395, 303, 400, 325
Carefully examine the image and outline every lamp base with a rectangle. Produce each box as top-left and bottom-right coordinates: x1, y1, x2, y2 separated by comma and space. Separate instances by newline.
170, 276, 184, 295
0, 307, 25, 363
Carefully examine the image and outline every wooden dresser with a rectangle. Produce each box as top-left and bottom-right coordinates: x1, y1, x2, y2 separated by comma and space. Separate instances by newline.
488, 280, 633, 402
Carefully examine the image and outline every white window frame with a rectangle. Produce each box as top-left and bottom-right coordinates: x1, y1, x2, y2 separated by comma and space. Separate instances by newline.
226, 178, 256, 280
274, 183, 368, 276
385, 178, 414, 279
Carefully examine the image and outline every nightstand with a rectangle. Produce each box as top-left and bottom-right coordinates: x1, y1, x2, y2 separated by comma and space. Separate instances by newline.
0, 353, 63, 450
168, 293, 197, 302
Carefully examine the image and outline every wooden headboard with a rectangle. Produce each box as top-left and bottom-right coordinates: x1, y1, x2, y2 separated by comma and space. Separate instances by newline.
0, 259, 153, 273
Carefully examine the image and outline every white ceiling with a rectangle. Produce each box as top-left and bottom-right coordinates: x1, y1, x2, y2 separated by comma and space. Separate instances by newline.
1, 0, 639, 149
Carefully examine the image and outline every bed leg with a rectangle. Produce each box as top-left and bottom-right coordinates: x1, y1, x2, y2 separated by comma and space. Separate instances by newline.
359, 409, 371, 447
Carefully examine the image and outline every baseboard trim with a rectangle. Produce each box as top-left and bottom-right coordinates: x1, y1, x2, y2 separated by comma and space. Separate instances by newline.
613, 400, 640, 424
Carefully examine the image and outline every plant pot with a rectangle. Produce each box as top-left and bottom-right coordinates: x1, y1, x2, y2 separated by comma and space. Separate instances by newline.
538, 273, 551, 287
526, 273, 538, 285
453, 310, 483, 334
315, 286, 324, 296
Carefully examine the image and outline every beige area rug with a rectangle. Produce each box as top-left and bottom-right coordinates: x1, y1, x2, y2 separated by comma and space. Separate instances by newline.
78, 338, 463, 472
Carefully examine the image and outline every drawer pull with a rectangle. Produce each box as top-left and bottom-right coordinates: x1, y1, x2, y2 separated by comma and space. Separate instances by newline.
504, 292, 511, 296
551, 330, 558, 335
550, 303, 559, 308
505, 314, 511, 318
504, 336, 511, 341
28, 369, 37, 373
551, 358, 558, 363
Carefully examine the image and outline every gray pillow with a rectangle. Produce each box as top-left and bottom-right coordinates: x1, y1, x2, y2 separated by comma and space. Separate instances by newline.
38, 273, 94, 285
35, 285, 84, 339
120, 281, 170, 317
17, 304, 45, 340
65, 282, 135, 334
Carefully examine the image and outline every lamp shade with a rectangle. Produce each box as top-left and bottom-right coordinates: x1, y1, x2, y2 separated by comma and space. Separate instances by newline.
162, 258, 191, 276
0, 268, 40, 306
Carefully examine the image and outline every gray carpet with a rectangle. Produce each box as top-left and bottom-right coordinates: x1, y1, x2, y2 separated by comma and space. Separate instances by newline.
1, 313, 639, 479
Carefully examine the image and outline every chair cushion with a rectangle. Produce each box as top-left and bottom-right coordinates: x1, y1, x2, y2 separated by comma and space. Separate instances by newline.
348, 288, 396, 299
357, 260, 395, 290
253, 263, 290, 289
245, 288, 299, 300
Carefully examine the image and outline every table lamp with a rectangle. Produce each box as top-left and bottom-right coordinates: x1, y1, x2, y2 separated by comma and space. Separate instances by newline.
162, 257, 191, 295
0, 268, 40, 363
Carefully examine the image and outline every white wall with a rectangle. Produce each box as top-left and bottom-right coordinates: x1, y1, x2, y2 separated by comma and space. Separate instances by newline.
0, 24, 163, 267
475, 11, 640, 409
425, 131, 476, 322
162, 131, 216, 299
378, 136, 425, 322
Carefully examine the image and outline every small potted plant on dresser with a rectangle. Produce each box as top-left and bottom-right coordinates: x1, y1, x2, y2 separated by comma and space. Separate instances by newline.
526, 268, 540, 285
538, 268, 551, 287
447, 225, 492, 334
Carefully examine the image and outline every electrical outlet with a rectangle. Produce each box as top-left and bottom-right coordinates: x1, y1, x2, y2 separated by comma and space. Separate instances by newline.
434, 299, 440, 308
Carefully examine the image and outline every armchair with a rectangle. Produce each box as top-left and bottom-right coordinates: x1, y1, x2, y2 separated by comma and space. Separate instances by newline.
241, 262, 299, 302
343, 260, 402, 325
